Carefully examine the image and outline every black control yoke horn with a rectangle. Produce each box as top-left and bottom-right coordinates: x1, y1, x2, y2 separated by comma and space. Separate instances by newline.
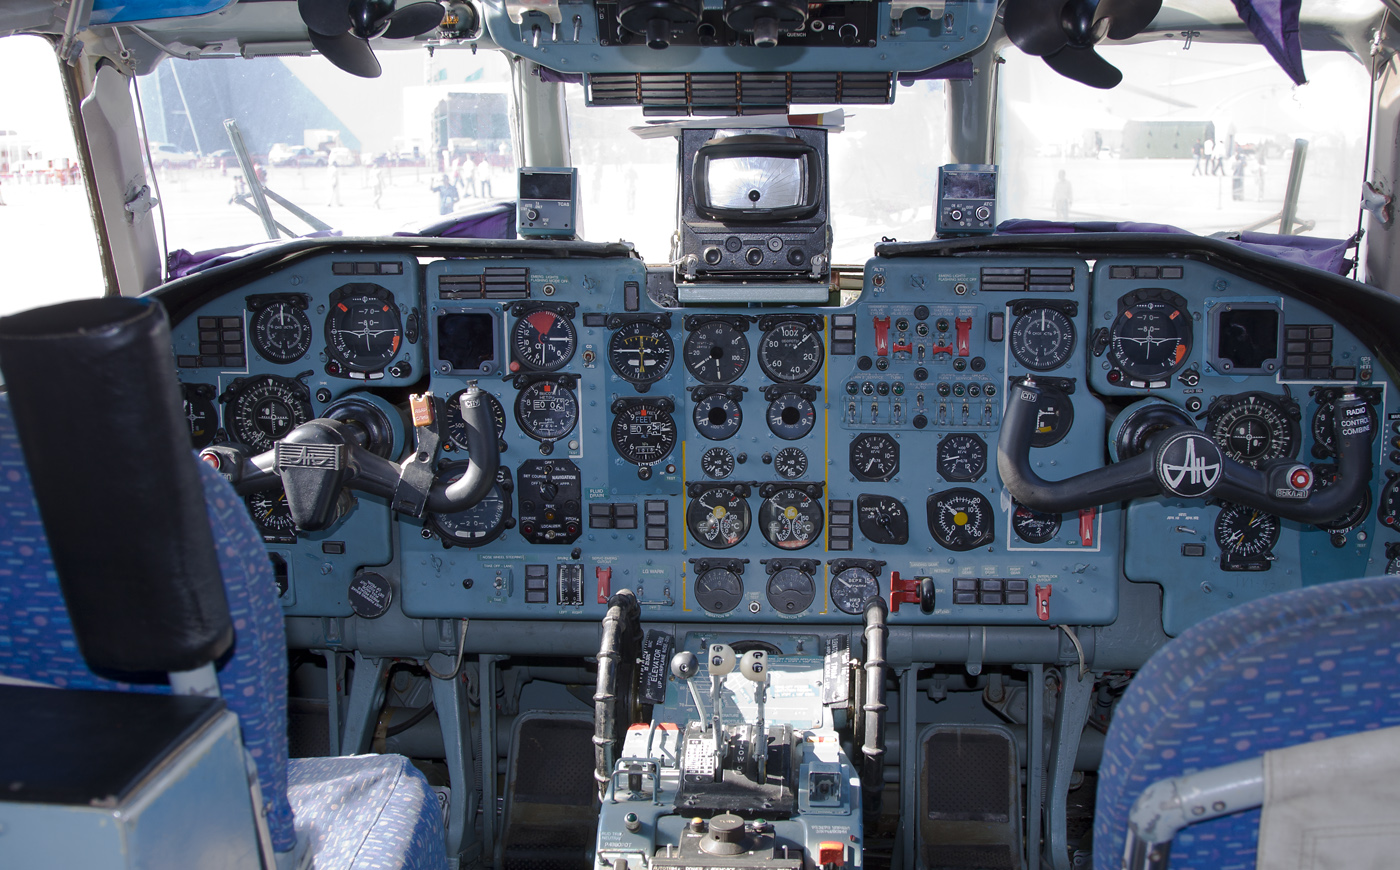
997, 379, 1374, 524
203, 383, 499, 531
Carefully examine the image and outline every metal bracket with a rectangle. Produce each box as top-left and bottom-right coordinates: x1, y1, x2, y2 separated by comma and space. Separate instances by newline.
122, 182, 157, 223
1363, 180, 1393, 227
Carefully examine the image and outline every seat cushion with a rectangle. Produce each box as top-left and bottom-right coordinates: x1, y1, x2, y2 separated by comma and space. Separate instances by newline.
1094, 575, 1400, 870
0, 394, 296, 852
288, 754, 448, 870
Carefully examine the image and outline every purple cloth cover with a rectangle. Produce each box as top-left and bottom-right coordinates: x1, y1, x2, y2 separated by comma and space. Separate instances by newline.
994, 219, 1352, 275
1232, 0, 1306, 85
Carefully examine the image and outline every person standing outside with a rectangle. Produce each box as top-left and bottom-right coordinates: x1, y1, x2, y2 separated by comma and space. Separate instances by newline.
1191, 139, 1203, 175
432, 173, 459, 214
1203, 138, 1216, 176
327, 160, 342, 207
476, 156, 493, 199
1052, 170, 1072, 221
370, 165, 384, 209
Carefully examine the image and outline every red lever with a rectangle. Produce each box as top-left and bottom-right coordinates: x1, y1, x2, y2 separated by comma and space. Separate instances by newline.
1079, 507, 1096, 547
929, 343, 956, 358
892, 340, 913, 354
596, 566, 612, 604
874, 316, 890, 356
955, 317, 972, 356
1035, 584, 1051, 622
890, 571, 921, 614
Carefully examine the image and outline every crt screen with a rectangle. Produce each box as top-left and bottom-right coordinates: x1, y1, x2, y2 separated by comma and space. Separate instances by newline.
1216, 307, 1281, 370
520, 172, 574, 201
438, 312, 497, 371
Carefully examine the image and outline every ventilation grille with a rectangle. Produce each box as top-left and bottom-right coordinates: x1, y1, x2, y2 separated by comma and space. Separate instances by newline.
439, 267, 530, 300
586, 71, 894, 113
979, 266, 1075, 293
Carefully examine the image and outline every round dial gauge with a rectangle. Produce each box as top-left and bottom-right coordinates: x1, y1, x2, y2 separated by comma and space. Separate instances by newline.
850, 433, 899, 482
429, 467, 513, 548
1378, 476, 1400, 529
246, 489, 295, 541
1108, 295, 1193, 382
758, 488, 823, 550
1214, 503, 1280, 561
1012, 503, 1061, 544
774, 447, 808, 480
182, 384, 218, 449
686, 487, 751, 549
857, 495, 909, 545
766, 567, 815, 614
757, 320, 824, 384
695, 567, 743, 614
766, 392, 816, 440
511, 308, 576, 371
325, 288, 403, 373
692, 392, 742, 441
251, 300, 313, 364
608, 320, 673, 385
830, 566, 880, 615
1388, 557, 1400, 575
1009, 306, 1076, 371
936, 433, 987, 482
224, 375, 313, 453
514, 380, 579, 442
610, 401, 678, 466
1311, 464, 1372, 533
684, 320, 750, 384
1310, 397, 1378, 459
445, 390, 508, 454
1030, 383, 1075, 448
701, 447, 735, 479
1206, 393, 1298, 468
927, 488, 995, 551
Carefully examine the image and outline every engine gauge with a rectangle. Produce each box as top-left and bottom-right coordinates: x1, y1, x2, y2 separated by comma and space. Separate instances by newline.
182, 383, 218, 449
428, 466, 514, 548
830, 566, 880, 615
1009, 306, 1076, 371
1378, 476, 1400, 529
1029, 382, 1075, 448
766, 391, 816, 440
511, 307, 576, 371
1012, 503, 1061, 544
1107, 289, 1193, 382
1205, 392, 1298, 468
608, 320, 673, 385
1310, 393, 1379, 459
684, 320, 749, 384
610, 400, 678, 467
927, 488, 995, 551
936, 433, 987, 482
757, 319, 824, 384
325, 285, 403, 374
692, 391, 742, 440
686, 487, 751, 549
444, 389, 508, 454
514, 380, 579, 442
223, 375, 313, 453
857, 494, 909, 545
758, 488, 823, 550
774, 447, 808, 480
766, 567, 815, 613
245, 488, 295, 543
701, 447, 735, 479
694, 567, 743, 613
250, 299, 312, 364
1214, 502, 1279, 565
849, 433, 899, 482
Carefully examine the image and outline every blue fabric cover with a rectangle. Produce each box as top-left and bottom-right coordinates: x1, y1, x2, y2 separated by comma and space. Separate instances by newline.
288, 755, 448, 870
1094, 575, 1400, 869
0, 396, 297, 850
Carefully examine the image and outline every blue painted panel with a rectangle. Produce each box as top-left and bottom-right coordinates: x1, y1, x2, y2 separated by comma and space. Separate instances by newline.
91, 0, 234, 26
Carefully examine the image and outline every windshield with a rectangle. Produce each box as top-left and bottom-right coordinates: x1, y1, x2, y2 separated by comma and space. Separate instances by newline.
138, 48, 516, 259
998, 40, 1371, 240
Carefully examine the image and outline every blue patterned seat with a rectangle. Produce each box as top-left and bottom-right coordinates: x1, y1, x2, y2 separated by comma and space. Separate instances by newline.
0, 395, 447, 869
1094, 575, 1400, 869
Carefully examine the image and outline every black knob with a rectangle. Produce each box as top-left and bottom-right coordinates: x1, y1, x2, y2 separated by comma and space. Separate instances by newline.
745, 247, 764, 266
704, 246, 723, 265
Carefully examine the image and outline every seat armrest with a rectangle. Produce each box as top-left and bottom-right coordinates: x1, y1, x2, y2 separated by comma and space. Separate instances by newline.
1123, 756, 1264, 870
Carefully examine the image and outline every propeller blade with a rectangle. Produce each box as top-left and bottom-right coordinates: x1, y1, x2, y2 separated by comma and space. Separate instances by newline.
1042, 44, 1123, 88
382, 1, 445, 39
348, 0, 396, 38
1098, 0, 1162, 40
298, 0, 351, 36
1003, 0, 1071, 57
308, 30, 383, 77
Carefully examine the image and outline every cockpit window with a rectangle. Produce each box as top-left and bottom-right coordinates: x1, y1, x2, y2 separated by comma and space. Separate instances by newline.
998, 40, 1370, 240
138, 48, 515, 260
566, 80, 948, 266
0, 36, 105, 314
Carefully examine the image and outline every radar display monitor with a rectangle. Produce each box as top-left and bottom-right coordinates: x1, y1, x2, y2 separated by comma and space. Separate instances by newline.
517, 167, 578, 239
936, 163, 998, 237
